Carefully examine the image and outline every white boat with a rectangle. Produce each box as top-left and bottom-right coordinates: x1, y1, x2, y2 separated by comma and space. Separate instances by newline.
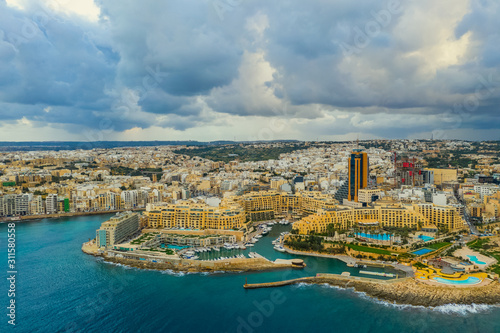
214, 247, 220, 252
245, 243, 254, 247
274, 245, 286, 252
224, 243, 233, 250
239, 245, 247, 250
255, 234, 262, 238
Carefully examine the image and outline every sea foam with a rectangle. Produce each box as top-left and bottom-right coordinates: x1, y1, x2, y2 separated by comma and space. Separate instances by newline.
292, 281, 498, 314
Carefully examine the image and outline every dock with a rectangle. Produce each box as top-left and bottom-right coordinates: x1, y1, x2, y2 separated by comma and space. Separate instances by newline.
359, 270, 397, 278
244, 277, 313, 289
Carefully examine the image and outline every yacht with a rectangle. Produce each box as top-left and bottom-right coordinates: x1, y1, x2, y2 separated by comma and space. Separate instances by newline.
214, 246, 220, 252
223, 243, 233, 250
274, 245, 286, 252
245, 243, 254, 247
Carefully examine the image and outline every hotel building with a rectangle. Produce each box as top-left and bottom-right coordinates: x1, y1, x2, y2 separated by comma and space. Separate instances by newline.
145, 202, 246, 230
293, 202, 465, 235
348, 150, 369, 202
96, 211, 140, 248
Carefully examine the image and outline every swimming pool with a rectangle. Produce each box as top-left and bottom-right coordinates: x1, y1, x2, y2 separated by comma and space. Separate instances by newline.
412, 248, 434, 256
467, 255, 487, 265
355, 233, 393, 241
166, 244, 191, 250
433, 276, 482, 285
418, 235, 434, 242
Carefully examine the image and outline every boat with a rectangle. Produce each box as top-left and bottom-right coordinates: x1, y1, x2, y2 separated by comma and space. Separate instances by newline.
245, 243, 254, 247
255, 235, 262, 238
273, 245, 286, 252
240, 245, 247, 250
214, 247, 220, 252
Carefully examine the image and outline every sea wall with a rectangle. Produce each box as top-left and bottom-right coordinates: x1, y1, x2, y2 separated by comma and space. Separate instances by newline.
102, 256, 293, 273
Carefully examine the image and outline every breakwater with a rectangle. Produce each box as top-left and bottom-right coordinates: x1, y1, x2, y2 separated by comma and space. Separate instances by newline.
244, 273, 500, 307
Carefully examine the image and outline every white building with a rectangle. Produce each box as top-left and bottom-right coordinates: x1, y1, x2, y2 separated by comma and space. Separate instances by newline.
46, 194, 58, 214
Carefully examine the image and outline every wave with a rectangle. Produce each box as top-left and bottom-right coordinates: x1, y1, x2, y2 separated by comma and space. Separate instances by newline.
160, 269, 187, 277
433, 303, 496, 315
102, 261, 133, 269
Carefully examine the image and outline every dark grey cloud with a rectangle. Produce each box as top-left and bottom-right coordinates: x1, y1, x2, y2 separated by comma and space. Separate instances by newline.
0, 0, 499, 140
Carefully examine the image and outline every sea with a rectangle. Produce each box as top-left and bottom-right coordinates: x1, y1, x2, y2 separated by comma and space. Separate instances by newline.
1, 215, 500, 333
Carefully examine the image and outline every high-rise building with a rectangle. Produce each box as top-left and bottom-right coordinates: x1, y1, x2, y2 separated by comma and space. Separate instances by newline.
96, 211, 140, 248
15, 193, 31, 215
348, 150, 369, 202
46, 194, 58, 214
395, 156, 424, 187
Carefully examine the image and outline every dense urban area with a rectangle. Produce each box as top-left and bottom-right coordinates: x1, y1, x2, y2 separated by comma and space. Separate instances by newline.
3, 140, 500, 289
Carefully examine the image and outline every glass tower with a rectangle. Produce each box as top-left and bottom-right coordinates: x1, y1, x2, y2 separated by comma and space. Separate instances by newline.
348, 150, 369, 202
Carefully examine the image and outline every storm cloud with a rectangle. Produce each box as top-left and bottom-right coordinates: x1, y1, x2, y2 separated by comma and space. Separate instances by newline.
0, 0, 499, 141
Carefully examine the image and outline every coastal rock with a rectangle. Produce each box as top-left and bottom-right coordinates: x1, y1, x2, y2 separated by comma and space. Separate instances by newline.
307, 277, 500, 307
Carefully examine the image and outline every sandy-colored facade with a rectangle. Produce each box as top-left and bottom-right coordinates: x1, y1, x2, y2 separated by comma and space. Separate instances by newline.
294, 202, 465, 234
146, 202, 246, 230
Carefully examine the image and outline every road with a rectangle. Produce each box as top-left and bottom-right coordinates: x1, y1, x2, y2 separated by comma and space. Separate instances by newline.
455, 194, 478, 234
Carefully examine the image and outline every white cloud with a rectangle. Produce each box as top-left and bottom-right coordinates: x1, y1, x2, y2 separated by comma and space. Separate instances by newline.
6, 0, 100, 21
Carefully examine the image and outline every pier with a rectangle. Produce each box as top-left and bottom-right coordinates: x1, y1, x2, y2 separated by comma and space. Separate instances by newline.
244, 277, 314, 289
359, 270, 397, 278
244, 273, 410, 289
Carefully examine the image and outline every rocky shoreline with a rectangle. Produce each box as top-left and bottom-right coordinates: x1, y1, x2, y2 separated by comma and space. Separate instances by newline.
100, 255, 295, 273
86, 247, 500, 307
305, 277, 500, 307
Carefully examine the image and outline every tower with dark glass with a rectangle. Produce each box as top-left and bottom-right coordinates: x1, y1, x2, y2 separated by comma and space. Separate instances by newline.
348, 149, 369, 202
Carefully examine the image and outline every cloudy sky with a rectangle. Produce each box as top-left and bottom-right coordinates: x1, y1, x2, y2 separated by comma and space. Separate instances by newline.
0, 0, 499, 142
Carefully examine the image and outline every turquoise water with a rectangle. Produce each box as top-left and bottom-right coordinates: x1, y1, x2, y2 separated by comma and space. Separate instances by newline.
418, 235, 434, 242
412, 248, 434, 256
166, 244, 190, 250
355, 233, 392, 241
1, 216, 500, 332
468, 255, 487, 265
433, 277, 482, 286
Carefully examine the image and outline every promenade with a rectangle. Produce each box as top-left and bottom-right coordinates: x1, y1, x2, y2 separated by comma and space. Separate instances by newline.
0, 208, 145, 222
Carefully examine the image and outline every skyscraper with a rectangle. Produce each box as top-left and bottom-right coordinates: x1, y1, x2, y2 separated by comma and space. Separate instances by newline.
348, 150, 369, 202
